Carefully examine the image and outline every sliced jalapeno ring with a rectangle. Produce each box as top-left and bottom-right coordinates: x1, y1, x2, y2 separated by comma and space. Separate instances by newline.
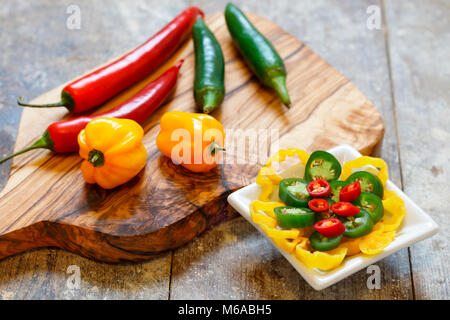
274, 206, 315, 228
345, 171, 384, 198
279, 178, 310, 207
304, 151, 342, 182
352, 192, 384, 223
340, 209, 374, 239
310, 231, 343, 252
329, 180, 349, 202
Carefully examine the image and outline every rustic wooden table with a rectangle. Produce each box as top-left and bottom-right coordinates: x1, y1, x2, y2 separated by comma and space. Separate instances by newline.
0, 0, 448, 299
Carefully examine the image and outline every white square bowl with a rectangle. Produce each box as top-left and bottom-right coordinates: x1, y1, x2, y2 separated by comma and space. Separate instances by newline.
227, 144, 439, 290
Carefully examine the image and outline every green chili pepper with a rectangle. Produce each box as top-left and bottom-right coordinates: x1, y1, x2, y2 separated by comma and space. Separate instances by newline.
279, 178, 311, 207
304, 151, 342, 182
352, 192, 384, 223
340, 209, 374, 239
274, 206, 315, 228
192, 17, 225, 114
329, 180, 349, 202
224, 2, 291, 107
310, 231, 343, 252
345, 171, 384, 198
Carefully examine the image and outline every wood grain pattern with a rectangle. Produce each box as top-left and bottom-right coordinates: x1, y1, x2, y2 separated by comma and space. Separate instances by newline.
0, 12, 384, 263
384, 0, 450, 299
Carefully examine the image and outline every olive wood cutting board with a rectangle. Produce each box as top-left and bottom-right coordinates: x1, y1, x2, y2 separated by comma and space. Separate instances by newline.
0, 13, 384, 262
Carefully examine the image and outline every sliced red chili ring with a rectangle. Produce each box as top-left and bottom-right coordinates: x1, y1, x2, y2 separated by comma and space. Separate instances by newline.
306, 179, 331, 197
314, 218, 345, 237
339, 181, 361, 202
330, 201, 360, 217
308, 198, 330, 213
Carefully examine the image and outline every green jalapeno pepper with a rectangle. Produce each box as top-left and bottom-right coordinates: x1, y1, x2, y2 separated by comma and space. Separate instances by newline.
304, 151, 342, 182
224, 3, 291, 106
310, 231, 343, 252
279, 178, 310, 207
329, 180, 349, 202
352, 192, 384, 223
192, 17, 225, 114
340, 209, 374, 239
274, 206, 315, 228
345, 171, 384, 198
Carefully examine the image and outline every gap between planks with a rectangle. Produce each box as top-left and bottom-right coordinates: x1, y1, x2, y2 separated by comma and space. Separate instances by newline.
381, 0, 415, 300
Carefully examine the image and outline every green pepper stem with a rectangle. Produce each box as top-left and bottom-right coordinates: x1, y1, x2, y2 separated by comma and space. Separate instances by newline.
88, 149, 105, 167
17, 90, 74, 112
17, 97, 66, 108
0, 131, 54, 165
269, 76, 291, 108
208, 141, 225, 156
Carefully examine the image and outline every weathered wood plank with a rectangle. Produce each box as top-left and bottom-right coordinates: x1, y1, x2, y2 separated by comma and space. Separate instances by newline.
0, 250, 172, 300
171, 0, 412, 299
384, 0, 450, 300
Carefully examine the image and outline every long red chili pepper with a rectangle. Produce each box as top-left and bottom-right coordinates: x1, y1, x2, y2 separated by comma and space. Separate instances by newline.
17, 7, 203, 113
0, 60, 183, 164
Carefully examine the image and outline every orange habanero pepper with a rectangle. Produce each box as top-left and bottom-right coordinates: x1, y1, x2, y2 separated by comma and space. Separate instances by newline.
156, 111, 225, 173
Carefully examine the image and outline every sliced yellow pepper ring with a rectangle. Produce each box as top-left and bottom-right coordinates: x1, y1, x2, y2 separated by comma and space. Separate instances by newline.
373, 222, 385, 232
251, 210, 277, 228
249, 200, 283, 228
341, 156, 389, 186
272, 237, 304, 253
338, 238, 362, 256
255, 176, 275, 202
250, 200, 284, 219
258, 166, 282, 184
359, 230, 396, 255
264, 148, 310, 170
260, 223, 300, 240
295, 244, 348, 270
382, 190, 406, 231
256, 149, 309, 201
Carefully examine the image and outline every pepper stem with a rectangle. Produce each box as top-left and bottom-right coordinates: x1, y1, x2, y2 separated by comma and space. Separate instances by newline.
88, 149, 105, 167
208, 141, 225, 156
17, 97, 66, 108
17, 90, 74, 112
0, 130, 54, 165
269, 76, 291, 108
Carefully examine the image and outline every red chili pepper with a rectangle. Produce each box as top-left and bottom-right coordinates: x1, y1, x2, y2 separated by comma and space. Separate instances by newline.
308, 199, 330, 212
306, 179, 331, 197
0, 60, 183, 164
314, 219, 345, 237
340, 181, 361, 202
17, 7, 203, 113
330, 201, 360, 217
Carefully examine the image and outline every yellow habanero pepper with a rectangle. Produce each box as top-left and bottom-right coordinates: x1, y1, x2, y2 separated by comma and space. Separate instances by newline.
156, 111, 225, 173
78, 117, 148, 189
